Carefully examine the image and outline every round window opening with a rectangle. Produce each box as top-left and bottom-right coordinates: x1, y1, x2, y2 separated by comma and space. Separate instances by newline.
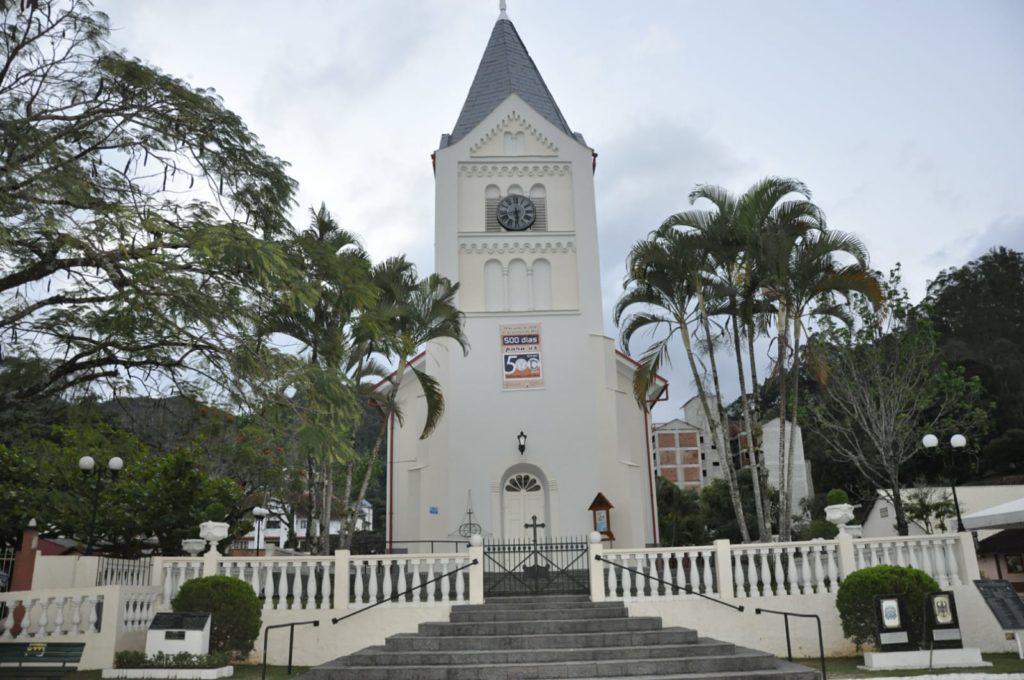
505, 473, 541, 493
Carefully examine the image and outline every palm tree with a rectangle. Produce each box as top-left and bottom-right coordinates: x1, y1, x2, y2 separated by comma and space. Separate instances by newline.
262, 203, 378, 553
774, 231, 882, 538
615, 229, 752, 543
341, 266, 470, 544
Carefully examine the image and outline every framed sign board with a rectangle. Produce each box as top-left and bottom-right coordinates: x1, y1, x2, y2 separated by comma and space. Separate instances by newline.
974, 580, 1024, 630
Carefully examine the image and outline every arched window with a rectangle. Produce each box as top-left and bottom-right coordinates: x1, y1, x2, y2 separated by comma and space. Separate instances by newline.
508, 259, 528, 311
532, 258, 551, 310
484, 259, 504, 312
505, 473, 542, 492
507, 183, 524, 196
485, 185, 501, 231
529, 184, 547, 231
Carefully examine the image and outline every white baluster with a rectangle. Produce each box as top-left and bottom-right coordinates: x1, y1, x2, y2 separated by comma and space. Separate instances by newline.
622, 555, 634, 602
439, 558, 452, 602
799, 547, 813, 594
643, 553, 654, 600
378, 558, 392, 604
54, 597, 66, 636
320, 561, 330, 609
783, 547, 797, 594
920, 539, 934, 582
931, 540, 950, 588
700, 550, 713, 594
732, 551, 744, 598
606, 557, 618, 599
352, 560, 364, 605
944, 538, 962, 586
260, 561, 273, 611
810, 546, 824, 593
657, 552, 670, 599
70, 597, 82, 634
769, 548, 782, 596
454, 559, 466, 601
410, 560, 422, 607
1, 599, 19, 639
35, 598, 49, 637
367, 560, 379, 605
684, 551, 697, 596
86, 596, 99, 633
425, 559, 437, 604
745, 549, 759, 596
825, 544, 839, 592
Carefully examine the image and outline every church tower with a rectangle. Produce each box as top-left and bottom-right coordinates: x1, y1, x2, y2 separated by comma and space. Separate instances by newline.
387, 5, 665, 548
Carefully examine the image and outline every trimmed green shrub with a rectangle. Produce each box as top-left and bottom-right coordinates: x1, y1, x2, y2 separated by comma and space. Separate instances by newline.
114, 650, 229, 669
171, 575, 262, 655
835, 565, 939, 649
826, 488, 850, 505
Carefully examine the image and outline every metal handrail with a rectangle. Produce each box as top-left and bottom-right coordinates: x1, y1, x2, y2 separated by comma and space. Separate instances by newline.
594, 554, 744, 612
260, 619, 319, 680
754, 606, 826, 680
332, 558, 479, 625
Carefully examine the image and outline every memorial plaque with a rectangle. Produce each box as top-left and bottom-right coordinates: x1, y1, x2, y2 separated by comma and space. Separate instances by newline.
974, 580, 1024, 630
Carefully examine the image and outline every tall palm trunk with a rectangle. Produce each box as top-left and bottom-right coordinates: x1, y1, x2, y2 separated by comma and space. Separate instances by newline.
321, 457, 334, 555
746, 319, 773, 532
730, 300, 768, 541
783, 322, 804, 541
775, 308, 792, 541
689, 294, 751, 544
343, 423, 387, 546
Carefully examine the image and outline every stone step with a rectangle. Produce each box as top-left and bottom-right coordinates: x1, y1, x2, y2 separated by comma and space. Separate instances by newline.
307, 650, 780, 679
418, 615, 663, 636
451, 597, 618, 612
473, 593, 592, 606
342, 638, 736, 666
385, 626, 699, 651
449, 604, 627, 622
600, 659, 820, 680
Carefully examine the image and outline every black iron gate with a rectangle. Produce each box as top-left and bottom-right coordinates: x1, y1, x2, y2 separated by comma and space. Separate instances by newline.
483, 517, 589, 596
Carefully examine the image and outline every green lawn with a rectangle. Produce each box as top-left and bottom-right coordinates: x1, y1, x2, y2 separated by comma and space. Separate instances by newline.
796, 653, 1024, 678
67, 666, 308, 680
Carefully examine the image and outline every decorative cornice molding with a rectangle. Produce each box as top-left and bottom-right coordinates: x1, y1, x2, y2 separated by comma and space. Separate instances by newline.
459, 240, 575, 256
458, 163, 572, 179
470, 110, 559, 154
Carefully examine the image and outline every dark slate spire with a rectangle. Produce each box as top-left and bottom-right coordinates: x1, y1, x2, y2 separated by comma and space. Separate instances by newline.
445, 12, 574, 147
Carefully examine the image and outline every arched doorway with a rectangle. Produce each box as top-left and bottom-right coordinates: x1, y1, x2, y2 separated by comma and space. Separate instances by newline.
502, 471, 547, 539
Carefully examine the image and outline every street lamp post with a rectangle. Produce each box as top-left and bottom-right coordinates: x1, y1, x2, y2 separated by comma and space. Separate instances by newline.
922, 433, 968, 533
252, 506, 270, 555
78, 455, 124, 555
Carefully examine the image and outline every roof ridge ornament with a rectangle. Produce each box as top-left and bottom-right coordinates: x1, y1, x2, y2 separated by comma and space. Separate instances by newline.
499, 0, 508, 19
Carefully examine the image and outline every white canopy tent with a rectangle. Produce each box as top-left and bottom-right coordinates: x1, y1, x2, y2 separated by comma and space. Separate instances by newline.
962, 496, 1024, 531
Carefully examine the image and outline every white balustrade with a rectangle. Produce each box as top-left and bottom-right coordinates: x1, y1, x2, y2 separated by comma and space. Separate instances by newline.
601, 548, 718, 602
849, 535, 967, 586
347, 554, 468, 608
0, 590, 106, 639
210, 556, 334, 610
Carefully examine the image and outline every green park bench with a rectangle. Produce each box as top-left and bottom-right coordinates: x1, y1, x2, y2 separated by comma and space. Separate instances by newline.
0, 641, 85, 678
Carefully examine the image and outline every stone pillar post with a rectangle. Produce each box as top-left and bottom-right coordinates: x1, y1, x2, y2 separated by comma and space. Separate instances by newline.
835, 531, 857, 579
467, 536, 484, 605
333, 550, 350, 610
713, 539, 734, 601
588, 532, 605, 603
957, 532, 981, 582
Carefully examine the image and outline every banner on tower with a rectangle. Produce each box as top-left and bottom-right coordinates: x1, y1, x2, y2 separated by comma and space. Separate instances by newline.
500, 323, 543, 390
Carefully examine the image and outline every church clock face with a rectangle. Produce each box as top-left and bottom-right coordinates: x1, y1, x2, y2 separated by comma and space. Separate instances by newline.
496, 194, 536, 231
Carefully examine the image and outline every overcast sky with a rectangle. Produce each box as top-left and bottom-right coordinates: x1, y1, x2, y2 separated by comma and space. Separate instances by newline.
97, 0, 1024, 419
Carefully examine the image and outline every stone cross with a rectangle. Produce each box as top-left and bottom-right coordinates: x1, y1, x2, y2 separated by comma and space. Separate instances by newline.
524, 514, 546, 545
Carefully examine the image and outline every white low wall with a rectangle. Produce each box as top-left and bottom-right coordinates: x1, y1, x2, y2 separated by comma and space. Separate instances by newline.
257, 606, 453, 667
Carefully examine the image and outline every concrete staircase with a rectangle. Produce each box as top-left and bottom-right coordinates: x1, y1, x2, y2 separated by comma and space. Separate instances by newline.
300, 594, 820, 679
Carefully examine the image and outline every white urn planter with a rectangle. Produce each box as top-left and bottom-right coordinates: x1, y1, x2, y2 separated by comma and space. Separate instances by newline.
181, 538, 207, 556
824, 503, 856, 527
198, 521, 230, 553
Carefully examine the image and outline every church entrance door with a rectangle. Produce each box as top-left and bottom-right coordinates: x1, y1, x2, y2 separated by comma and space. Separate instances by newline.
502, 473, 545, 539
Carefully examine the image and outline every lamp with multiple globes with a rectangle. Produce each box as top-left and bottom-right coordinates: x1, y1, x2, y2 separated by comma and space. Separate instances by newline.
77, 455, 125, 555
921, 433, 968, 533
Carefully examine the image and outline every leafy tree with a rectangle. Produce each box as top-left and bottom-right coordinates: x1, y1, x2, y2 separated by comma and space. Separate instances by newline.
700, 468, 777, 542
806, 269, 991, 535
0, 420, 241, 554
1, 0, 305, 408
616, 228, 751, 542
903, 488, 957, 534
655, 476, 707, 546
925, 247, 1024, 436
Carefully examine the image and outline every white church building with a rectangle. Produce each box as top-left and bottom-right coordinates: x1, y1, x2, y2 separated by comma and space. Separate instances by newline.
385, 6, 665, 549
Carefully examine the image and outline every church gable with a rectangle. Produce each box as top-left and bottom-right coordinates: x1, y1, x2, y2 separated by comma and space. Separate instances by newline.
470, 108, 559, 157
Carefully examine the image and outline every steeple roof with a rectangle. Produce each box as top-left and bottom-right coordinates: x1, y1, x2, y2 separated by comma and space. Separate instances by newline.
444, 15, 576, 148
